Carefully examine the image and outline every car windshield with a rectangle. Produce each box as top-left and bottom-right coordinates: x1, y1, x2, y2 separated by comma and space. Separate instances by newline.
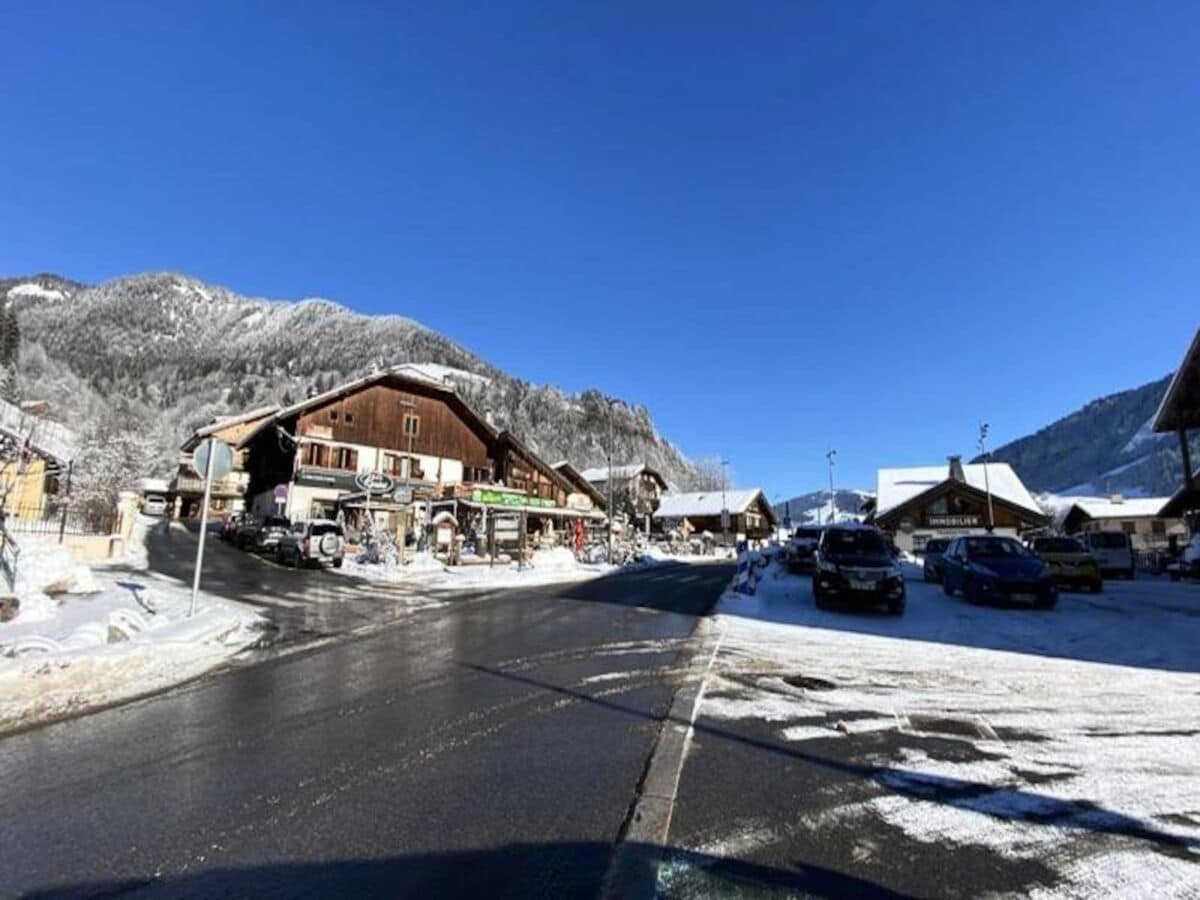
823, 529, 889, 556
1035, 538, 1085, 553
1090, 532, 1130, 549
311, 523, 343, 536
964, 537, 1029, 559
793, 528, 822, 541
925, 539, 949, 553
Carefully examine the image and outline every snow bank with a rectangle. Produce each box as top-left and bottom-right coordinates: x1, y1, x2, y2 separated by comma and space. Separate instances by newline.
0, 535, 263, 733
334, 545, 613, 589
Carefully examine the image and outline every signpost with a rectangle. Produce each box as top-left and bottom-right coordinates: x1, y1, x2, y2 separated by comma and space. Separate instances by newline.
189, 438, 233, 617
273, 483, 288, 516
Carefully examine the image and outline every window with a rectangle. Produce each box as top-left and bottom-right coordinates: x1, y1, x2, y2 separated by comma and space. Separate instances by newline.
1121, 521, 1136, 535
383, 453, 404, 477
404, 414, 420, 438
333, 447, 358, 471
329, 410, 338, 422
344, 412, 354, 424
302, 442, 330, 468
1152, 520, 1166, 536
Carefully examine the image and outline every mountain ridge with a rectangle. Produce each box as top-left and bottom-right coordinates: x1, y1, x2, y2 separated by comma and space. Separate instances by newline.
4, 271, 706, 489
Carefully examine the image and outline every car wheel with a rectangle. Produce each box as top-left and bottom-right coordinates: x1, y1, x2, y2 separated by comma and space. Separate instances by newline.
1036, 593, 1058, 610
332, 558, 343, 569
942, 575, 954, 597
1090, 580, 1103, 593
1126, 568, 1136, 581
888, 598, 905, 615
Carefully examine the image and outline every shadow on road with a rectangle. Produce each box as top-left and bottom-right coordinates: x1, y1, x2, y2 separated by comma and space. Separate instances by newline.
26, 840, 912, 899
556, 561, 735, 617
464, 663, 1199, 860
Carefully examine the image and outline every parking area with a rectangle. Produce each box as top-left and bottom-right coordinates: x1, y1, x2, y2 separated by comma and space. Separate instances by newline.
662, 558, 1200, 897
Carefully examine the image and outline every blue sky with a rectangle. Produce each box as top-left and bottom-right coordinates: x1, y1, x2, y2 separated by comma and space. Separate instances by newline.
3, 2, 1198, 498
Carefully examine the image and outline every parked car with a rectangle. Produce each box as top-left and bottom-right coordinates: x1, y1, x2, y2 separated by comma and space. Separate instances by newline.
785, 527, 824, 573
142, 494, 168, 517
1168, 534, 1200, 582
1081, 531, 1136, 579
219, 513, 247, 542
1029, 536, 1103, 593
921, 538, 950, 583
812, 525, 905, 614
276, 519, 346, 568
235, 515, 291, 553
941, 535, 1057, 608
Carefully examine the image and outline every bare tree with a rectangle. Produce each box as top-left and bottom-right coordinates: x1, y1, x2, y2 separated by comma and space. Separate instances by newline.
683, 456, 727, 492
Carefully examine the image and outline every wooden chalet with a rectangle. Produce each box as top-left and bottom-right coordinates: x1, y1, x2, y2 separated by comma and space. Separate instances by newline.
868, 456, 1047, 552
1154, 327, 1200, 529
172, 405, 279, 519
237, 367, 601, 556
652, 487, 776, 546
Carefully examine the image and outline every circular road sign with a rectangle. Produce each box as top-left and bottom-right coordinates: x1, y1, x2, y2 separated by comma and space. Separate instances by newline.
193, 438, 234, 481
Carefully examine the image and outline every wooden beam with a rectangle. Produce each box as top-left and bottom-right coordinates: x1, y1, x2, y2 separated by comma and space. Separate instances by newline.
1180, 427, 1195, 490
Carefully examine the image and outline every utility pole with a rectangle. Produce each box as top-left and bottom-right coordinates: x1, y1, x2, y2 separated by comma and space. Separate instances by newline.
607, 397, 619, 564
720, 458, 730, 548
826, 447, 837, 525
399, 398, 416, 563
978, 422, 995, 532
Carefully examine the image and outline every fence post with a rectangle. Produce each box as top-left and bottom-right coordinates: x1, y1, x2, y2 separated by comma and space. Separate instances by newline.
58, 461, 73, 545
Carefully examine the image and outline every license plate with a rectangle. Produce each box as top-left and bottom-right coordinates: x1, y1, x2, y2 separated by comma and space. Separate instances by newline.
849, 579, 877, 591
1012, 592, 1037, 603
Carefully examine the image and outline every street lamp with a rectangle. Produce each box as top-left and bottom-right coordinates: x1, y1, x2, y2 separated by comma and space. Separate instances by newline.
978, 423, 995, 532
720, 458, 730, 548
607, 397, 620, 564
826, 447, 837, 525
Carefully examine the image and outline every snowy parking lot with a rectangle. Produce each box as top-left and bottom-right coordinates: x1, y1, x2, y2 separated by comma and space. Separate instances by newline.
665, 559, 1200, 897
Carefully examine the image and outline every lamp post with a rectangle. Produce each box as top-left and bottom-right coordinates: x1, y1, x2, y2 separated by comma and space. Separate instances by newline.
720, 458, 730, 548
399, 398, 416, 562
607, 397, 619, 564
826, 447, 837, 525
978, 423, 995, 532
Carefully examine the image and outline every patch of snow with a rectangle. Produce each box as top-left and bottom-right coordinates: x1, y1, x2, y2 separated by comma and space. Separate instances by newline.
7, 282, 65, 302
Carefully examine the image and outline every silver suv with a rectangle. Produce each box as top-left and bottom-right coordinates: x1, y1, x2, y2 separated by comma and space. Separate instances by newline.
276, 519, 346, 569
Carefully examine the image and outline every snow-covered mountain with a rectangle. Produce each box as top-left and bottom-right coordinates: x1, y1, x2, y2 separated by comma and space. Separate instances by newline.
771, 489, 871, 526
975, 375, 1194, 497
4, 272, 705, 486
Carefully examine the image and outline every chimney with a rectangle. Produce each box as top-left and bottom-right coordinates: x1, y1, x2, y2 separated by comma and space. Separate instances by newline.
1109, 492, 1124, 504
948, 455, 965, 482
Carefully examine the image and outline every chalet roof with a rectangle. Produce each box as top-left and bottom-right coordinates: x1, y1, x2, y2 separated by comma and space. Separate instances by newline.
578, 463, 668, 489
494, 430, 574, 495
182, 405, 279, 450
1064, 496, 1173, 521
1153, 327, 1200, 433
552, 461, 608, 508
236, 366, 498, 450
653, 488, 774, 522
874, 462, 1041, 520
0, 397, 77, 464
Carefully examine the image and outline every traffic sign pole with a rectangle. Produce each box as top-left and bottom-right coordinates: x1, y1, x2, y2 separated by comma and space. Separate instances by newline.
189, 441, 215, 617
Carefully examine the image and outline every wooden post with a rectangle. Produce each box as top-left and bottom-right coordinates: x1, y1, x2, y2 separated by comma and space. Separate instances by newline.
518, 509, 527, 571
487, 514, 496, 568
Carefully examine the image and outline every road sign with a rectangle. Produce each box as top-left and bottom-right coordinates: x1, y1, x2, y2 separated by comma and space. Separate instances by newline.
355, 471, 396, 495
274, 484, 288, 502
193, 438, 233, 481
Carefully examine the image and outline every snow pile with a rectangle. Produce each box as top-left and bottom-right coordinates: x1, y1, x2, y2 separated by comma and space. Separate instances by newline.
0, 536, 262, 733
697, 566, 1200, 893
8, 282, 66, 302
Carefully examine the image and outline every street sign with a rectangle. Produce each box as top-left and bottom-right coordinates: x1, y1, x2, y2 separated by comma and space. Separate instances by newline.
355, 471, 396, 495
192, 438, 233, 481
274, 484, 288, 502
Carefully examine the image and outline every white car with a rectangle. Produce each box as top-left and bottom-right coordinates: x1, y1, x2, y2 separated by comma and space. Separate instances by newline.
142, 495, 168, 516
276, 519, 346, 569
1082, 531, 1136, 579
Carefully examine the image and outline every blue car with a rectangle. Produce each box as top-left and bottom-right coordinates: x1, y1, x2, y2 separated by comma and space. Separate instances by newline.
940, 535, 1058, 609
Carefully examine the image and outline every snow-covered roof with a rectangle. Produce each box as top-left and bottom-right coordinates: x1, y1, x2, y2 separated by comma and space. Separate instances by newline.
1067, 496, 1173, 520
653, 488, 767, 519
874, 462, 1040, 519
1153, 327, 1200, 433
0, 397, 76, 464
580, 463, 650, 483
197, 405, 279, 438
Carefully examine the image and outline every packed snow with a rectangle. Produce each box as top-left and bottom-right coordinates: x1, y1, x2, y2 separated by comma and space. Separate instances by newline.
0, 523, 263, 733
695, 557, 1200, 894
334, 546, 614, 589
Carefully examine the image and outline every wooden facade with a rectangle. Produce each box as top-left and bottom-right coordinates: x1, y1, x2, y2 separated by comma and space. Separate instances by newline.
874, 479, 1047, 552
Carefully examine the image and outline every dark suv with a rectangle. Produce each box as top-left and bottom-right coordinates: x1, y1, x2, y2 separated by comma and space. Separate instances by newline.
813, 525, 905, 614
922, 538, 950, 583
235, 515, 291, 553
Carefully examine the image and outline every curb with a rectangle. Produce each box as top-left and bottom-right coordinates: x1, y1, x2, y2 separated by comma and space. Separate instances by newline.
602, 616, 724, 900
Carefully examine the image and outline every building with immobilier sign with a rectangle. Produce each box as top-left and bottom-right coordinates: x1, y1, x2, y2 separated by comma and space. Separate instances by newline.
866, 455, 1047, 553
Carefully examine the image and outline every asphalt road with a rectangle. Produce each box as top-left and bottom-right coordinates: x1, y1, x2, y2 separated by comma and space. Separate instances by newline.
0, 540, 734, 899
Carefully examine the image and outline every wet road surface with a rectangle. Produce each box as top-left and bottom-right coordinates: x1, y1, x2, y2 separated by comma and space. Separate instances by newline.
0, 542, 733, 898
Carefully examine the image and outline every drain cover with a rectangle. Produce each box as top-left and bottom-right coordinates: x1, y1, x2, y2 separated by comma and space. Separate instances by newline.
783, 674, 837, 691
904, 713, 997, 741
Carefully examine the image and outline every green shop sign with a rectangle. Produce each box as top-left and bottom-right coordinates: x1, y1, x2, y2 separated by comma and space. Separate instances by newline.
472, 488, 556, 509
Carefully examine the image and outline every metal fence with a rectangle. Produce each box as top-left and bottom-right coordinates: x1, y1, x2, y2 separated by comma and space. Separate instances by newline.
3, 502, 116, 538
